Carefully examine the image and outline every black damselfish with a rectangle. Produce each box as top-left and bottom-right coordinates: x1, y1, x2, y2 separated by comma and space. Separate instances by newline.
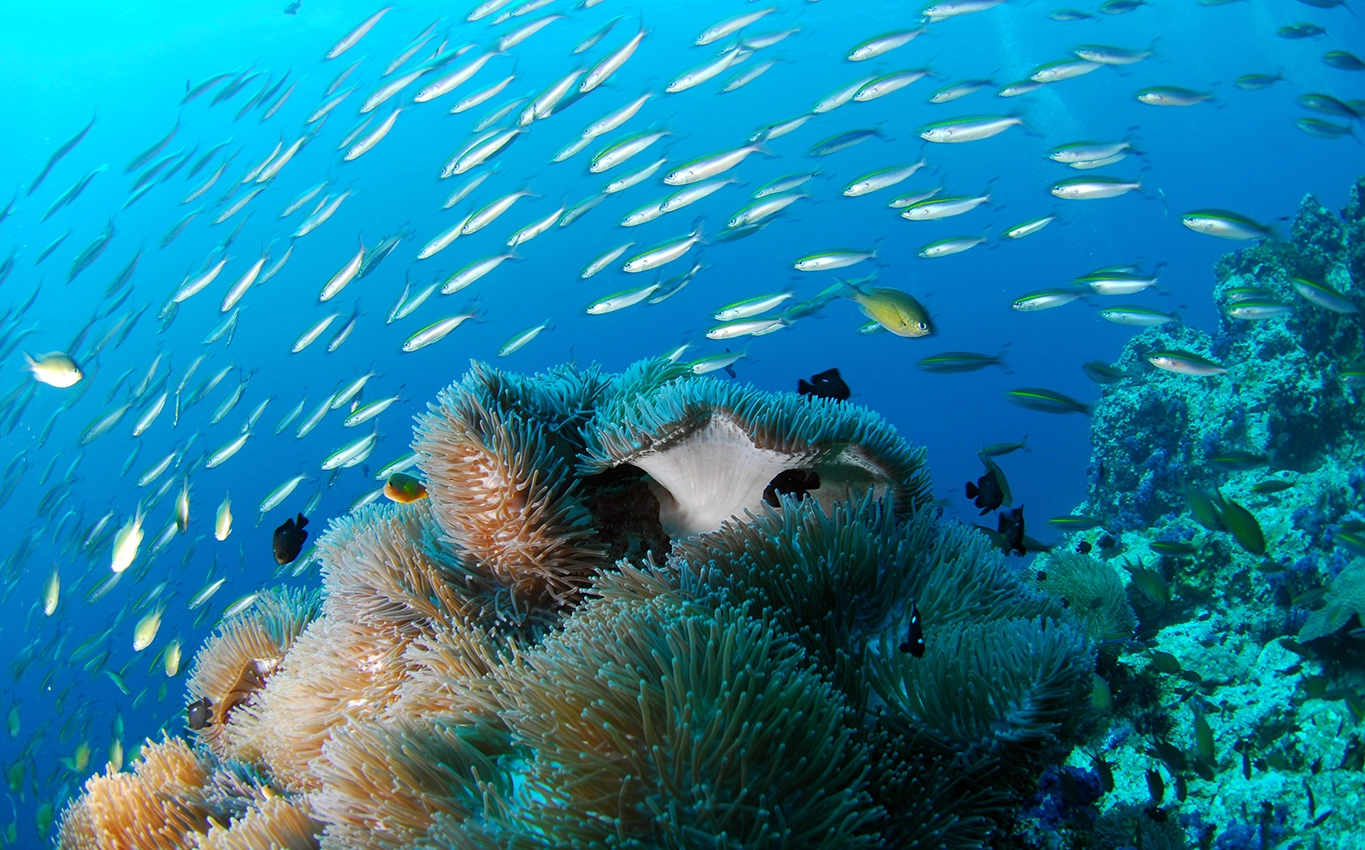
967, 456, 1012, 515
998, 506, 1026, 557
899, 603, 925, 657
187, 697, 213, 730
272, 512, 309, 565
798, 368, 851, 401
763, 469, 821, 506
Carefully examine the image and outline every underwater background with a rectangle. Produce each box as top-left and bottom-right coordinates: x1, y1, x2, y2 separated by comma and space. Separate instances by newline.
1, 0, 1364, 846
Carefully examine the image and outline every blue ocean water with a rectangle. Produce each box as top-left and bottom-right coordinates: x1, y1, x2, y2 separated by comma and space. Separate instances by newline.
0, 0, 1361, 844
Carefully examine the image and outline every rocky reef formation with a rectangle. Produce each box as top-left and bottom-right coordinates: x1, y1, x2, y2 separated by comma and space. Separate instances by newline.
1087, 178, 1365, 529
58, 359, 1095, 849
1053, 177, 1365, 848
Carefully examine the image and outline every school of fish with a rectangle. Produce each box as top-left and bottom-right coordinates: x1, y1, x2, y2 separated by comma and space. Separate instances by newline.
0, 0, 1359, 841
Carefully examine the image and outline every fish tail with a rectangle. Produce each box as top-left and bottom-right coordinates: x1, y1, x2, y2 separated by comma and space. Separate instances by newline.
871, 235, 888, 265
996, 350, 1014, 375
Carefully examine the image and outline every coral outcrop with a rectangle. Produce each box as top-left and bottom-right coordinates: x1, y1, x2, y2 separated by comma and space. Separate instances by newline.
1086, 178, 1365, 529
59, 360, 1095, 849
1056, 176, 1365, 849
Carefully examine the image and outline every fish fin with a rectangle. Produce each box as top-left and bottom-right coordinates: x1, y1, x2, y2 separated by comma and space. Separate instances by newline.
1016, 113, 1044, 138
870, 235, 889, 266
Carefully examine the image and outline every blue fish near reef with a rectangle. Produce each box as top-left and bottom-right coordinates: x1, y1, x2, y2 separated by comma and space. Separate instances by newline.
1004, 388, 1092, 415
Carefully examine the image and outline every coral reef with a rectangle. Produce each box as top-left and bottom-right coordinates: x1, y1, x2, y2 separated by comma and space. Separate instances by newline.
1056, 176, 1365, 849
58, 360, 1096, 849
1087, 178, 1365, 529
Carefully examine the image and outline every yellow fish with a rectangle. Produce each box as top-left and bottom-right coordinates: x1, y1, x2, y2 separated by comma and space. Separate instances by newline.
110, 508, 144, 574
215, 493, 232, 541
133, 607, 163, 652
841, 281, 934, 337
42, 568, 59, 616
164, 639, 182, 677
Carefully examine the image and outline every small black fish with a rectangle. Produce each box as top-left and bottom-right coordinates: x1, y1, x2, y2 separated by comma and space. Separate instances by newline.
967, 468, 1006, 515
1145, 768, 1165, 805
763, 469, 821, 506
798, 368, 851, 401
1076, 540, 1093, 554
1092, 755, 1115, 793
272, 512, 309, 565
187, 697, 213, 730
899, 603, 925, 656
998, 506, 1026, 556
284, 1, 301, 13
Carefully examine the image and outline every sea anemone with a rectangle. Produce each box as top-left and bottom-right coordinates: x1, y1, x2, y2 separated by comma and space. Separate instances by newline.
195, 793, 321, 850
316, 499, 501, 637
309, 714, 507, 848
415, 363, 611, 610
184, 587, 320, 762
866, 743, 1004, 850
487, 593, 881, 847
58, 359, 1099, 849
1030, 551, 1138, 652
232, 613, 410, 792
674, 494, 917, 702
56, 736, 212, 850
873, 616, 1095, 764
580, 373, 932, 537
389, 623, 510, 727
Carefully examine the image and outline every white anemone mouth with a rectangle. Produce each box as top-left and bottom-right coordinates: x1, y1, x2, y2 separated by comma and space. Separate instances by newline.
626, 412, 893, 538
